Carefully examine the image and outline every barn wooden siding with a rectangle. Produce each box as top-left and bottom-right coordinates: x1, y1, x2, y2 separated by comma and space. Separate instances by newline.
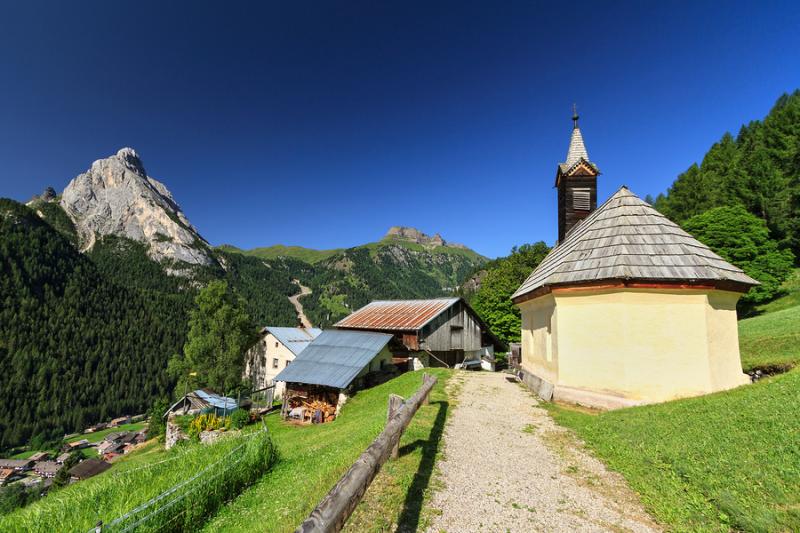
419, 299, 482, 352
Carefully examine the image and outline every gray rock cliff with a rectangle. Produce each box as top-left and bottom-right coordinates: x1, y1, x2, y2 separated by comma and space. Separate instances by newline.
384, 226, 468, 249
60, 148, 216, 267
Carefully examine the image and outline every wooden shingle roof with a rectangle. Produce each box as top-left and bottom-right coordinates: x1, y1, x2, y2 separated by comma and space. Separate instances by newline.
512, 187, 758, 302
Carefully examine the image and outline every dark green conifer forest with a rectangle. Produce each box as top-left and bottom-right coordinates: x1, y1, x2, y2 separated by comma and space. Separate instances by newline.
653, 91, 800, 260
0, 199, 184, 448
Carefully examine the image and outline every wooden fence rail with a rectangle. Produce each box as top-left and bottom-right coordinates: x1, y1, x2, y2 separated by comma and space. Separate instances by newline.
295, 373, 438, 533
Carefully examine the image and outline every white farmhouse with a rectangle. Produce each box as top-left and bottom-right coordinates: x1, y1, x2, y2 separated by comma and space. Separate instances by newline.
244, 327, 322, 398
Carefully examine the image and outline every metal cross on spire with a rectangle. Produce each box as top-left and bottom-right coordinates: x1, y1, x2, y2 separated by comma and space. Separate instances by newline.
572, 103, 579, 129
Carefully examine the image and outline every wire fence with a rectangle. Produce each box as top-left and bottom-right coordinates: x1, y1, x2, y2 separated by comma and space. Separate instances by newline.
89, 424, 275, 533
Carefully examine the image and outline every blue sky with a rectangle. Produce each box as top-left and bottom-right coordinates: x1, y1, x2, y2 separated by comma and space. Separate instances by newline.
1, 1, 799, 258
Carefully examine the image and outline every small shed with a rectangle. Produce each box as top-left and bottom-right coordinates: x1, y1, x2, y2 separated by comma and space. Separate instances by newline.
0, 468, 18, 485
55, 453, 72, 464
33, 461, 60, 478
29, 451, 50, 462
0, 459, 34, 472
163, 389, 238, 418
335, 298, 505, 368
274, 330, 394, 423
69, 458, 111, 480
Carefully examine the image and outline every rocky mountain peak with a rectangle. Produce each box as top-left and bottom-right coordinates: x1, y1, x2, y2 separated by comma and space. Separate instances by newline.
115, 147, 147, 176
60, 148, 216, 269
384, 226, 468, 249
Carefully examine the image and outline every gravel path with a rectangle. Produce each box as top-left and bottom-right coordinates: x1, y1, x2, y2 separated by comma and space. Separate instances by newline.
426, 372, 661, 533
289, 279, 313, 328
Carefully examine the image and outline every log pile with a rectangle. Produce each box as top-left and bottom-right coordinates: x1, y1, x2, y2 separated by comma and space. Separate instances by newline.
286, 388, 339, 424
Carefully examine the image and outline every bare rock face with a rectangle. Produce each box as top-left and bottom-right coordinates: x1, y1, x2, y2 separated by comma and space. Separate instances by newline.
60, 148, 216, 267
384, 226, 468, 249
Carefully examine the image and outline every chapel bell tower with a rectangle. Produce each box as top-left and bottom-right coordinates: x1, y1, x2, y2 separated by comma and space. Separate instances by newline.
556, 105, 600, 243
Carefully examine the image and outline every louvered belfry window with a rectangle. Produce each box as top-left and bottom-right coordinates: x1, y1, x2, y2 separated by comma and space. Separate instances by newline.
573, 188, 591, 211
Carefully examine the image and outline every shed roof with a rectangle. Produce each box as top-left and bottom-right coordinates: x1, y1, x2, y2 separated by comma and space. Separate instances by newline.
512, 187, 759, 301
69, 458, 111, 479
335, 298, 461, 331
34, 461, 60, 474
192, 389, 236, 410
274, 330, 392, 389
0, 459, 31, 469
263, 326, 322, 356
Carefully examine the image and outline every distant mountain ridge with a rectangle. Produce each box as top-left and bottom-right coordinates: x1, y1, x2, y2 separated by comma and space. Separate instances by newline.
220, 226, 486, 265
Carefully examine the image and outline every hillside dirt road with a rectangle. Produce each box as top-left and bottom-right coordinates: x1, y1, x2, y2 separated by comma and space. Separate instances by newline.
290, 279, 313, 328
426, 372, 661, 532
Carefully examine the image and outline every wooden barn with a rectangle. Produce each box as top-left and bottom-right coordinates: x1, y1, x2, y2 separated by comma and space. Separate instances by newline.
335, 298, 505, 368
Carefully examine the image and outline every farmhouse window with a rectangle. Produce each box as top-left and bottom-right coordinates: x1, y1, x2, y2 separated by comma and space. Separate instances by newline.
272, 358, 279, 369
573, 188, 591, 210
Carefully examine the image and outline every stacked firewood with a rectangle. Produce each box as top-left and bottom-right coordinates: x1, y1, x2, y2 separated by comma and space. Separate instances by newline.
302, 399, 337, 423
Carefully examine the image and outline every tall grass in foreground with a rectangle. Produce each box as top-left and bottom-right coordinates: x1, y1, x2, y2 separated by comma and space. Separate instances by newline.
0, 426, 276, 533
550, 370, 800, 532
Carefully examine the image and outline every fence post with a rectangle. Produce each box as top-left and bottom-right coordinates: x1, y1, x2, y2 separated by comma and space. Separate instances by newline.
386, 394, 404, 459
422, 374, 432, 405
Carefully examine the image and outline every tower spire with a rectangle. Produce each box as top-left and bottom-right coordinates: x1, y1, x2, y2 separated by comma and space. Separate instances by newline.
572, 103, 579, 129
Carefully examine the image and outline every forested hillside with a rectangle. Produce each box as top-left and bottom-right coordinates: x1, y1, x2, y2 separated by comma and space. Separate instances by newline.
652, 90, 800, 258
0, 200, 310, 450
0, 199, 183, 448
297, 241, 486, 327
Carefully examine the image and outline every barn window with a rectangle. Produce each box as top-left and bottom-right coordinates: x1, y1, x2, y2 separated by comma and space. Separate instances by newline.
275, 342, 279, 349
572, 188, 591, 210
272, 358, 279, 369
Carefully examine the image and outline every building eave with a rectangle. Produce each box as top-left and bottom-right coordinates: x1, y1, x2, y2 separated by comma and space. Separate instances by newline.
512, 278, 755, 306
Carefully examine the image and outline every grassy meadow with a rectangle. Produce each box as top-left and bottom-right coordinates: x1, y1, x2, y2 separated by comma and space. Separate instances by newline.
203, 368, 453, 532
738, 304, 800, 371
738, 268, 800, 372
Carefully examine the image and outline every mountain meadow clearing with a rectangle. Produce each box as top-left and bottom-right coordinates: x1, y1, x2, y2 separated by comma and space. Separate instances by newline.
549, 271, 800, 533
0, 370, 452, 532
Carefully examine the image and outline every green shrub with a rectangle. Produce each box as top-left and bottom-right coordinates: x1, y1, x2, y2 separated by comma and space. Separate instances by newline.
230, 409, 250, 430
683, 205, 795, 310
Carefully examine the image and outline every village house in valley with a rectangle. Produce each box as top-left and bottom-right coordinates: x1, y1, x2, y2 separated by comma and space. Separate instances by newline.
512, 113, 758, 409
335, 298, 505, 368
243, 326, 322, 398
275, 330, 394, 424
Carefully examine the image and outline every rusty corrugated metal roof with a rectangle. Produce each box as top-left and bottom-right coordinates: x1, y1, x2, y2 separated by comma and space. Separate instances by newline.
334, 298, 460, 332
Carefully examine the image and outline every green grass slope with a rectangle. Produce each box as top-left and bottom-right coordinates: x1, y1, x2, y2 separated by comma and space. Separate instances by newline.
755, 268, 800, 315
204, 369, 453, 532
739, 305, 800, 371
218, 244, 343, 264
550, 370, 800, 532
739, 268, 800, 372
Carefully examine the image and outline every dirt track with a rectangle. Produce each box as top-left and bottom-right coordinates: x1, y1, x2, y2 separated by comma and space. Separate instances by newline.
426, 372, 661, 532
